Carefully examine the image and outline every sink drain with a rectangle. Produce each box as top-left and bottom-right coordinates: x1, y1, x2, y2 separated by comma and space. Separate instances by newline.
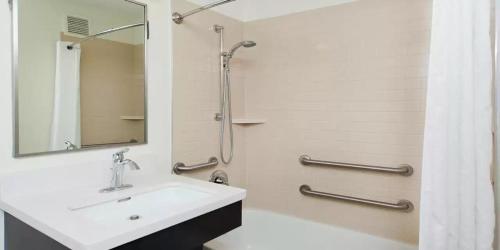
129, 215, 141, 221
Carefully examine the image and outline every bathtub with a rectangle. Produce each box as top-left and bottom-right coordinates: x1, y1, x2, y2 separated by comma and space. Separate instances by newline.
205, 209, 417, 250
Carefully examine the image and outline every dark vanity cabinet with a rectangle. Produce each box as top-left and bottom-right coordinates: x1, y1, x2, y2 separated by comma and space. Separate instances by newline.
5, 201, 242, 250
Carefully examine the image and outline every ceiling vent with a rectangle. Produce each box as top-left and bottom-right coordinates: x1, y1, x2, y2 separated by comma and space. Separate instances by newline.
66, 16, 89, 36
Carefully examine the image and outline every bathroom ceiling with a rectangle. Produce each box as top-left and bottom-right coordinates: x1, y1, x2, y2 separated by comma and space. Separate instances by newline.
187, 0, 358, 22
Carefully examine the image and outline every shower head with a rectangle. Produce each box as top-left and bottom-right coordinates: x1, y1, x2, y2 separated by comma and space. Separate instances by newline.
241, 41, 257, 47
227, 41, 257, 58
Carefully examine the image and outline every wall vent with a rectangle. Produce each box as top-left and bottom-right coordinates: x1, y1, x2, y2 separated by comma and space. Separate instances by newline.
66, 16, 89, 36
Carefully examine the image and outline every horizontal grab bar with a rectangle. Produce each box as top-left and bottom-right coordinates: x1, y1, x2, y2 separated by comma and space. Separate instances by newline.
299, 155, 413, 176
173, 157, 218, 174
299, 185, 413, 212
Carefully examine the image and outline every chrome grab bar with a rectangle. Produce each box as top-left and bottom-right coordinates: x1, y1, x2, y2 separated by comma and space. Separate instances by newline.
173, 157, 218, 174
299, 185, 413, 212
299, 155, 413, 176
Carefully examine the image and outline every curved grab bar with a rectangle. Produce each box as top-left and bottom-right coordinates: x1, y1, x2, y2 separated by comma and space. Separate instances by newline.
173, 157, 218, 174
299, 155, 413, 176
299, 185, 413, 212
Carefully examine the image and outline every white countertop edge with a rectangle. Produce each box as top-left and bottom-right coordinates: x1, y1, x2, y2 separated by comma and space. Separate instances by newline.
0, 191, 246, 250
91, 193, 246, 250
0, 200, 84, 249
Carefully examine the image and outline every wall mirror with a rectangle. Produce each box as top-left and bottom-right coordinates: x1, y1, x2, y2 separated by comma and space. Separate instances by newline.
13, 0, 147, 157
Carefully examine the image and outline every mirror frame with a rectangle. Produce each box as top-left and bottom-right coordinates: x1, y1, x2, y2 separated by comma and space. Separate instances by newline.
11, 0, 149, 157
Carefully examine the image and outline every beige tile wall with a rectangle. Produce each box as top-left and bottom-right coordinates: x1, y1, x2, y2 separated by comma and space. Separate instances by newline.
172, 0, 432, 244
171, 0, 247, 187
241, 0, 431, 244
62, 34, 145, 146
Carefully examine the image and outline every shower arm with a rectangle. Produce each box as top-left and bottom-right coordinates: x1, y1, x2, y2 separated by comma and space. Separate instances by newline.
172, 0, 236, 24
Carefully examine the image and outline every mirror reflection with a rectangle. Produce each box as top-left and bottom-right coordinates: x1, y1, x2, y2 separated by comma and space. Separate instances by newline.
15, 0, 147, 156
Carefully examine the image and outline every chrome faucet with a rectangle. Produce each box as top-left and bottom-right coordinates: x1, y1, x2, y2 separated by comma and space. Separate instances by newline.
100, 148, 140, 193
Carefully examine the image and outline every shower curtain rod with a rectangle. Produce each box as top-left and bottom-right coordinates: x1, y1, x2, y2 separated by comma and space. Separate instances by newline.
67, 23, 145, 50
172, 0, 236, 24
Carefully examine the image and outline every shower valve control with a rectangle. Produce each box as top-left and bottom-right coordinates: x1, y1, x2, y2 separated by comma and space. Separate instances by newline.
210, 170, 229, 186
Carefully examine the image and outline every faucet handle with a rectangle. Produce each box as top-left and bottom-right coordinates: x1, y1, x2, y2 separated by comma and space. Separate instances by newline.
123, 159, 141, 170
113, 148, 130, 162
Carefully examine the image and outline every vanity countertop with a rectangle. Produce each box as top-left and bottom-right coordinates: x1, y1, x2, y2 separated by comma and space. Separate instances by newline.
0, 158, 246, 250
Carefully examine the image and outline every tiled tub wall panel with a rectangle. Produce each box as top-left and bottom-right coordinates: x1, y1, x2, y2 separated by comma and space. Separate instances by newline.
242, 0, 431, 244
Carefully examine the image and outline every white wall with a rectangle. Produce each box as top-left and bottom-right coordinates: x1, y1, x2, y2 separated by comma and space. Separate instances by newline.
187, 0, 357, 21
0, 0, 172, 246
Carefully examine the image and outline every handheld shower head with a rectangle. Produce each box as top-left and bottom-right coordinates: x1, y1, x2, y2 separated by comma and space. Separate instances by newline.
227, 40, 257, 58
241, 41, 257, 47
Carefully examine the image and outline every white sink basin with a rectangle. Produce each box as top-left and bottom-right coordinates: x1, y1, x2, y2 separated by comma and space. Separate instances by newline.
0, 160, 246, 250
71, 183, 212, 226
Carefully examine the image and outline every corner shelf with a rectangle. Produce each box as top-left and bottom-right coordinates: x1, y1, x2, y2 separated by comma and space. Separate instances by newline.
231, 118, 266, 125
120, 116, 144, 121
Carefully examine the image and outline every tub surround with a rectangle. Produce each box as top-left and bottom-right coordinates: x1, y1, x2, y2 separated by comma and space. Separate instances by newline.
0, 157, 246, 250
241, 0, 431, 243
172, 0, 248, 188
173, 0, 431, 244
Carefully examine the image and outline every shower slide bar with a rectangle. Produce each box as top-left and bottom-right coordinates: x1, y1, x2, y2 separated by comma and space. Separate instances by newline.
173, 157, 218, 174
299, 155, 413, 176
299, 185, 414, 212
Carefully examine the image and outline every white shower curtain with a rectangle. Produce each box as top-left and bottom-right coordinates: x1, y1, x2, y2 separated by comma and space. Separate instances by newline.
419, 0, 495, 250
49, 41, 81, 151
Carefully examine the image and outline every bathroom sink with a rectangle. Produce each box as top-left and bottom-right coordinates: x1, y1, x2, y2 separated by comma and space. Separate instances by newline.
71, 183, 212, 226
0, 163, 246, 250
